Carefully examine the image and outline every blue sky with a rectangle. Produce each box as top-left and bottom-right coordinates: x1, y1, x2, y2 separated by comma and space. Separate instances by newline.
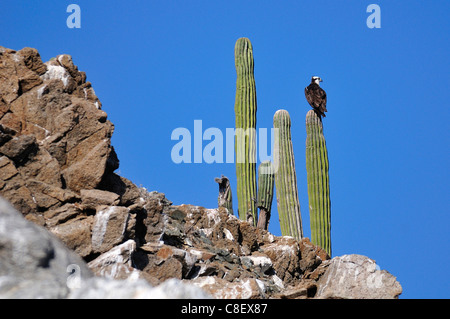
1, 1, 449, 298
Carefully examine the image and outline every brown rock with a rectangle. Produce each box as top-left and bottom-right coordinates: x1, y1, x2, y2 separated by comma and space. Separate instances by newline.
18, 69, 43, 94
260, 236, 302, 284
17, 148, 61, 185
0, 98, 9, 117
0, 50, 20, 104
91, 206, 131, 254
16, 47, 47, 75
0, 156, 18, 181
44, 203, 83, 227
0, 162, 37, 214
275, 281, 318, 299
80, 189, 120, 210
63, 138, 112, 192
0, 113, 21, 136
0, 135, 37, 165
88, 240, 137, 280
143, 192, 172, 243
1, 45, 118, 218
49, 215, 94, 257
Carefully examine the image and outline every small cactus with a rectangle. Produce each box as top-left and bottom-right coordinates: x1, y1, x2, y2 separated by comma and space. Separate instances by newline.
256, 161, 274, 230
305, 110, 331, 255
214, 175, 233, 215
234, 37, 258, 226
273, 110, 303, 240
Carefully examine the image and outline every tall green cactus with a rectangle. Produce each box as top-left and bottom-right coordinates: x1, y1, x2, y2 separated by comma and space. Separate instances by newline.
256, 161, 274, 230
234, 37, 257, 226
305, 110, 331, 255
273, 110, 303, 240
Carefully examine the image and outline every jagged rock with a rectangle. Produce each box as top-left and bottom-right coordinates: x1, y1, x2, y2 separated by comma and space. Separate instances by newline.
240, 254, 273, 274
315, 254, 402, 299
88, 239, 137, 279
50, 215, 94, 258
0, 46, 116, 214
80, 189, 120, 210
260, 236, 302, 284
44, 203, 82, 227
91, 206, 132, 254
0, 135, 37, 165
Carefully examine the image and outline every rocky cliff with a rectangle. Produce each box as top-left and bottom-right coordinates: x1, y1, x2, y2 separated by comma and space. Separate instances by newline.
0, 46, 402, 299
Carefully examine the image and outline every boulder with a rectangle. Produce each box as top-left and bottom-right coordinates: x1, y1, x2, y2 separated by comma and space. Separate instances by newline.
91, 206, 132, 253
0, 47, 116, 214
80, 189, 120, 210
315, 254, 402, 299
0, 197, 93, 298
88, 240, 137, 279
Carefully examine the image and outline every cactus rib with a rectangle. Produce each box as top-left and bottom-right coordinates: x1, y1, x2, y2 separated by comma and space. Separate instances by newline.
273, 109, 303, 240
234, 37, 258, 225
305, 110, 331, 255
256, 161, 274, 230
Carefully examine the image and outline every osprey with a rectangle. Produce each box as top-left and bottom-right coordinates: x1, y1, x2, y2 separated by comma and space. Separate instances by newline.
305, 76, 327, 117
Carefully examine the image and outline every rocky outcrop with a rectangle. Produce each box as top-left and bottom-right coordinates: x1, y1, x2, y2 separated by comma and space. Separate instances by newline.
0, 46, 115, 216
0, 46, 402, 299
315, 254, 403, 299
0, 197, 211, 298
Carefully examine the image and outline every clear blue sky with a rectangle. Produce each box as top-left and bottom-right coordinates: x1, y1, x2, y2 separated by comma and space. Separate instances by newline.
1, 1, 449, 299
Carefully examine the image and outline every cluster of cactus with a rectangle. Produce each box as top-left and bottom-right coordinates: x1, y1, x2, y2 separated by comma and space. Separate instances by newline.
225, 37, 331, 255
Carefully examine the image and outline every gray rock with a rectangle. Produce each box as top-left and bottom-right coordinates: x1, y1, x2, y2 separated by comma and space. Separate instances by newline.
91, 206, 131, 253
88, 239, 136, 279
0, 197, 213, 299
0, 197, 93, 298
315, 254, 402, 299
68, 277, 212, 299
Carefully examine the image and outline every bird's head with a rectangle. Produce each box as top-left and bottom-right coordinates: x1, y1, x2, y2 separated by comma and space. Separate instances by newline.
311, 76, 323, 85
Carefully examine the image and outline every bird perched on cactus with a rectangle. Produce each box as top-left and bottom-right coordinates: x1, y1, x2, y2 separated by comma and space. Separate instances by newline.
305, 76, 327, 118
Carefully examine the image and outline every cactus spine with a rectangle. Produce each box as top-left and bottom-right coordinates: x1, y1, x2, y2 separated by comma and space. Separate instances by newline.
305, 110, 331, 255
256, 161, 274, 230
234, 37, 257, 225
273, 110, 303, 240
